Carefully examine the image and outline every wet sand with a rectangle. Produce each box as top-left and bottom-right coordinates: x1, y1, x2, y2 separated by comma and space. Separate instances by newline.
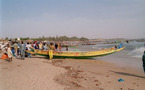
53, 59, 145, 90
0, 56, 145, 90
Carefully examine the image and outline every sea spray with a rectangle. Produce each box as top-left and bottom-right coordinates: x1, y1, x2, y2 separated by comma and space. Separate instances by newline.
128, 47, 145, 58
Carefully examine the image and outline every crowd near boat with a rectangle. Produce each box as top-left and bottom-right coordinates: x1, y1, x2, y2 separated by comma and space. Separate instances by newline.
0, 39, 84, 60
0, 39, 145, 73
0, 40, 62, 61
0, 39, 125, 61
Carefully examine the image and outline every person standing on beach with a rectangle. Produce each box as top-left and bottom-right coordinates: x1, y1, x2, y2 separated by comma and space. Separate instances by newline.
26, 42, 32, 51
54, 42, 58, 51
26, 42, 32, 57
58, 43, 61, 51
17, 41, 21, 56
13, 42, 18, 57
114, 45, 118, 50
43, 43, 48, 51
7, 44, 13, 62
118, 43, 123, 49
20, 41, 26, 60
49, 42, 55, 59
39, 42, 43, 50
0, 42, 5, 51
142, 51, 145, 72
65, 45, 68, 51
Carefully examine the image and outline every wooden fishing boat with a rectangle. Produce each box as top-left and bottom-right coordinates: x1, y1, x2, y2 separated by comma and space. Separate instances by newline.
26, 47, 124, 59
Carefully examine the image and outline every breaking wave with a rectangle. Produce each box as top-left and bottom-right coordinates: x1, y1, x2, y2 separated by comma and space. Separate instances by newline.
129, 47, 145, 58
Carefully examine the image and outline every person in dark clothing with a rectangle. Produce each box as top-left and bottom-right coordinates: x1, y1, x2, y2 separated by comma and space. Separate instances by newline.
142, 51, 145, 73
65, 45, 68, 51
126, 40, 129, 43
114, 45, 118, 50
55, 43, 58, 50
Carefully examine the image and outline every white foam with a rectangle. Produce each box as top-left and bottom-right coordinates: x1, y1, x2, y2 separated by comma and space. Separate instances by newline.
129, 47, 145, 58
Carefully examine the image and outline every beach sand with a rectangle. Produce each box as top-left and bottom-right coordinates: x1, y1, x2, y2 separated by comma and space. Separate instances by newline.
0, 56, 145, 90
0, 56, 66, 90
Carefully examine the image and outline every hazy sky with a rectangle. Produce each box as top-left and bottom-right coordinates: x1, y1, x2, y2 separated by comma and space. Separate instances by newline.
1, 0, 145, 39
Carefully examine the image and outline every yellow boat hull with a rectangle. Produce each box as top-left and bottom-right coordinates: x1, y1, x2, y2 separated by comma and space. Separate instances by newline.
26, 47, 125, 58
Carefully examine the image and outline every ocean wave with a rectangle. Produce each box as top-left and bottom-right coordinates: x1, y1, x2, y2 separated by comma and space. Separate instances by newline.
128, 47, 145, 58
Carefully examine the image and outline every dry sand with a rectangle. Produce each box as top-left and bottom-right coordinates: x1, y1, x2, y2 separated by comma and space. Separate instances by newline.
0, 56, 145, 90
0, 56, 66, 90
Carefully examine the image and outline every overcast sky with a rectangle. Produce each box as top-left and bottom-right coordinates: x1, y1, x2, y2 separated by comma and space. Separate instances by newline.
1, 0, 145, 39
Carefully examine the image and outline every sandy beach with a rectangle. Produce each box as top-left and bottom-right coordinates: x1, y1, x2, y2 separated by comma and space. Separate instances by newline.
0, 56, 66, 90
1, 0, 145, 89
0, 55, 145, 90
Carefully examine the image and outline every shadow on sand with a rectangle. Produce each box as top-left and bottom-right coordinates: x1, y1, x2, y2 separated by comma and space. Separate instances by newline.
109, 70, 145, 79
16, 55, 49, 60
29, 56, 49, 59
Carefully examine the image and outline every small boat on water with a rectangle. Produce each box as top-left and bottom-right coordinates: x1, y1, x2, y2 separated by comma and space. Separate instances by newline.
26, 47, 125, 59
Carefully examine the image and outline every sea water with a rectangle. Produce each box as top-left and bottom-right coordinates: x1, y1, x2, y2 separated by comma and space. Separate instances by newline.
94, 41, 145, 74
68, 41, 145, 74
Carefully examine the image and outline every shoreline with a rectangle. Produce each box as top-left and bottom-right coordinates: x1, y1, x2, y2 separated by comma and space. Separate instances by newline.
0, 56, 145, 90
51, 59, 145, 90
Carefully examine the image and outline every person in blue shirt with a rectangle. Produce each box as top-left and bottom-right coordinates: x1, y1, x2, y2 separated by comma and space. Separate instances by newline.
11, 47, 16, 57
118, 43, 123, 49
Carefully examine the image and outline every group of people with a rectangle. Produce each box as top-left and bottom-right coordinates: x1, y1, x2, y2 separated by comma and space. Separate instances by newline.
25, 41, 61, 51
0, 41, 27, 62
0, 40, 62, 61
